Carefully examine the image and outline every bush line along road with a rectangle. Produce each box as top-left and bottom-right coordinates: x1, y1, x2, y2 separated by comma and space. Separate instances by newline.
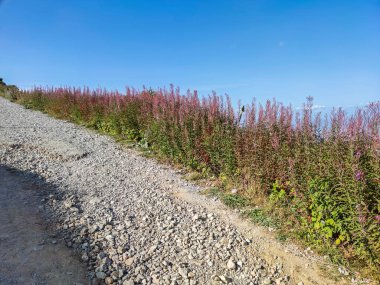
0, 87, 378, 284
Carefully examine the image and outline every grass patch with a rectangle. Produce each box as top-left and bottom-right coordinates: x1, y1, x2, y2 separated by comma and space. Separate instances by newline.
200, 187, 221, 197
184, 171, 204, 181
222, 194, 249, 208
244, 208, 275, 227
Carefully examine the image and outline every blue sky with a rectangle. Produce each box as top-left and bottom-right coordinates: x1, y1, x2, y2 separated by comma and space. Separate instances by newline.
0, 0, 379, 108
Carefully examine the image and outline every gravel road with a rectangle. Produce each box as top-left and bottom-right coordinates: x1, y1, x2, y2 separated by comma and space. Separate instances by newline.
0, 97, 348, 285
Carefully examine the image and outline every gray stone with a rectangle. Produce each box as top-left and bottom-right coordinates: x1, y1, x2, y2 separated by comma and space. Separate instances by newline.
178, 267, 189, 278
95, 271, 107, 279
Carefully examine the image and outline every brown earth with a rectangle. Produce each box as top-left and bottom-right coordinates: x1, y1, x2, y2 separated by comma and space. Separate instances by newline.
0, 166, 89, 285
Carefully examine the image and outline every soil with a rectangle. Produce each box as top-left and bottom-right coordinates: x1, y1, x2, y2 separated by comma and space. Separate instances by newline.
0, 166, 89, 285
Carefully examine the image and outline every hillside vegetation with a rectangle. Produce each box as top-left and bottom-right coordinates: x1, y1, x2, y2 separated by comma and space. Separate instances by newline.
1, 82, 379, 278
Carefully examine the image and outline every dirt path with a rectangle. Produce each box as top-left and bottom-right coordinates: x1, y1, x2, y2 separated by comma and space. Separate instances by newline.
0, 166, 88, 285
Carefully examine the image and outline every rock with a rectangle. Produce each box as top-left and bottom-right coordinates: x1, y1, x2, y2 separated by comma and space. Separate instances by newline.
81, 253, 89, 261
148, 245, 157, 253
152, 274, 160, 284
70, 206, 79, 212
97, 252, 107, 260
178, 267, 189, 278
188, 272, 195, 278
105, 276, 114, 284
104, 224, 113, 231
118, 269, 124, 278
89, 225, 99, 234
227, 259, 236, 270
219, 275, 232, 284
64, 200, 73, 208
90, 197, 101, 204
122, 280, 134, 285
338, 266, 349, 276
105, 234, 114, 241
262, 278, 271, 285
95, 271, 106, 279
125, 257, 134, 266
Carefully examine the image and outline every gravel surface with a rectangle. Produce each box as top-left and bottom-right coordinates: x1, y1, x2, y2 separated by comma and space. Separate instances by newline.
0, 97, 351, 285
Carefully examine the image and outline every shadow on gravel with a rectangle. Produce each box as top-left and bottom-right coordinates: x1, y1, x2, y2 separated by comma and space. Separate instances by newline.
0, 165, 89, 285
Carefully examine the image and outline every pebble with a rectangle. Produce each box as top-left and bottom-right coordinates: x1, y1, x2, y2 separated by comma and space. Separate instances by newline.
178, 267, 189, 278
95, 271, 106, 279
125, 257, 134, 266
338, 266, 350, 276
227, 259, 236, 270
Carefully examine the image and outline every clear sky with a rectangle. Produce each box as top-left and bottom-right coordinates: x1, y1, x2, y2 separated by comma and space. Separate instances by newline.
0, 0, 379, 107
